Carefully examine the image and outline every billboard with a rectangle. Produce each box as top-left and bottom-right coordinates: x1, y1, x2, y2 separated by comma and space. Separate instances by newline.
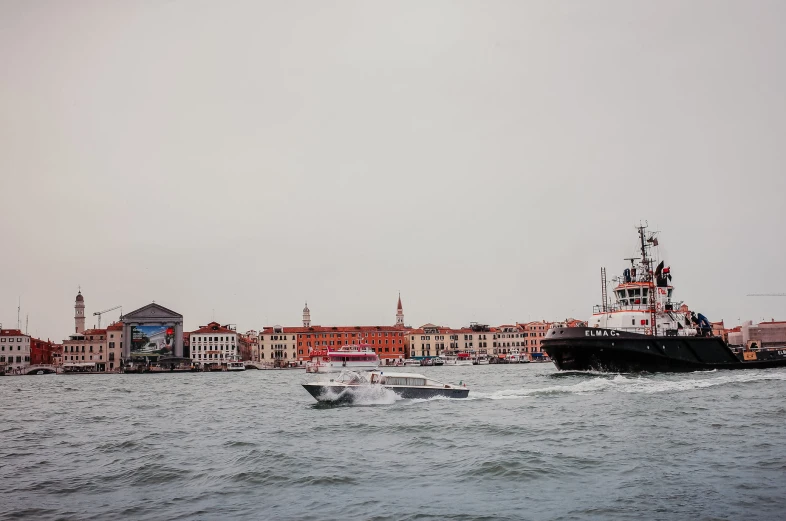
130, 325, 175, 356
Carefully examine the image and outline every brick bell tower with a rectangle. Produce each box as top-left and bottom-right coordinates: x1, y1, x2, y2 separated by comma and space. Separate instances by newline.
396, 293, 404, 326
74, 288, 85, 334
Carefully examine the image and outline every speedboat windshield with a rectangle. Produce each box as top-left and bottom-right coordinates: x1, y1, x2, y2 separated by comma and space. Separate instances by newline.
334, 370, 368, 384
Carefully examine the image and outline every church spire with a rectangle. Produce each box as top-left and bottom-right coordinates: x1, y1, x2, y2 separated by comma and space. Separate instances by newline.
396, 293, 404, 326
302, 301, 311, 328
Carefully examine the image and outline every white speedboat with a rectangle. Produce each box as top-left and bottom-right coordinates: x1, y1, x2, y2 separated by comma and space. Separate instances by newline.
227, 361, 246, 371
403, 358, 420, 366
306, 344, 380, 373
302, 370, 470, 403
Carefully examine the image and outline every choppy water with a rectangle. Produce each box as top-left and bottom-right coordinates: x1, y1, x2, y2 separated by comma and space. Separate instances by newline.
2, 365, 786, 521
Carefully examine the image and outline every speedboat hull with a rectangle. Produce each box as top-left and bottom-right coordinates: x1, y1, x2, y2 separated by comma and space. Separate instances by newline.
302, 383, 469, 403
542, 327, 786, 373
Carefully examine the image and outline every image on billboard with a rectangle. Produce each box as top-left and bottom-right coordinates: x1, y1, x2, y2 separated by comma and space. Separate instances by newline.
130, 325, 175, 357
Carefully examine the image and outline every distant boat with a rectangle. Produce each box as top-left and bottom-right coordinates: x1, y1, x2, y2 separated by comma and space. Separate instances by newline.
456, 353, 473, 366
306, 344, 380, 374
227, 361, 246, 371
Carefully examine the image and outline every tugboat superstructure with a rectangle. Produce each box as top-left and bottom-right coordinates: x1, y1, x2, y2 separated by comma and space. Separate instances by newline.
587, 225, 700, 338
542, 224, 786, 372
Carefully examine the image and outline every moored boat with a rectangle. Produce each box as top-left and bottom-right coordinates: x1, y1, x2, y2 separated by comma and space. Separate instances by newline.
227, 361, 246, 371
473, 354, 490, 365
542, 224, 786, 373
302, 370, 470, 403
456, 353, 474, 366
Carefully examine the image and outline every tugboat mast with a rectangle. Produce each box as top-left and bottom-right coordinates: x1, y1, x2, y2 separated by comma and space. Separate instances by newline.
636, 223, 658, 335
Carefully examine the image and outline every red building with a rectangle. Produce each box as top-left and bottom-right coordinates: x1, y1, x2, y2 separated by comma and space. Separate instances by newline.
296, 325, 410, 363
30, 337, 57, 365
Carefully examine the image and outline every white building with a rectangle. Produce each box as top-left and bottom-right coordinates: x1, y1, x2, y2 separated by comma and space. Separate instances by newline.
258, 325, 298, 364
0, 329, 30, 373
189, 321, 238, 368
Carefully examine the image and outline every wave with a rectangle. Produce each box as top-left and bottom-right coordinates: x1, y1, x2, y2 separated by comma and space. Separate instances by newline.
314, 385, 402, 406
471, 370, 786, 400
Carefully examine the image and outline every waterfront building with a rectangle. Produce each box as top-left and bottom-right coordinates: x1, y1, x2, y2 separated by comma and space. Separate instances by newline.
259, 325, 410, 365
493, 324, 525, 356
51, 344, 64, 366
711, 320, 727, 342
30, 337, 57, 365
238, 330, 259, 361
62, 328, 109, 371
302, 326, 409, 363
728, 319, 786, 348
182, 332, 190, 359
190, 322, 238, 369
408, 324, 455, 358
516, 321, 553, 358
0, 329, 31, 373
260, 297, 411, 365
106, 322, 123, 371
258, 325, 298, 365
455, 323, 493, 355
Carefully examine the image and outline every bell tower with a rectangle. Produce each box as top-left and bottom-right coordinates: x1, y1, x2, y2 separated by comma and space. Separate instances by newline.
396, 293, 404, 326
302, 302, 311, 328
74, 288, 85, 334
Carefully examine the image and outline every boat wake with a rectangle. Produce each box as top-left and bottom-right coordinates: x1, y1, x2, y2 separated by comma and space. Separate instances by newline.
470, 370, 786, 400
313, 384, 402, 406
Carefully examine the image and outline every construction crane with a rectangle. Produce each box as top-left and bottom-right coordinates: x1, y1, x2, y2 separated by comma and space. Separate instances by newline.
747, 294, 786, 297
94, 305, 122, 328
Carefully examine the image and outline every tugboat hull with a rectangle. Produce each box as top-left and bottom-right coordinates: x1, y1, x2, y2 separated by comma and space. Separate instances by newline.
542, 328, 786, 373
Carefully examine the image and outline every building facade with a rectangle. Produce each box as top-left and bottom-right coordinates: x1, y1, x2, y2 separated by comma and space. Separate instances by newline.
728, 320, 786, 348
0, 329, 31, 373
238, 330, 259, 361
106, 322, 123, 371
190, 322, 238, 368
30, 337, 57, 365
408, 324, 454, 358
61, 328, 110, 371
260, 297, 411, 366
259, 325, 298, 365
517, 321, 553, 357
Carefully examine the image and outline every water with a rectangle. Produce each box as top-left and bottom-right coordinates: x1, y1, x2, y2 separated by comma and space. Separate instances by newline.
2, 365, 786, 521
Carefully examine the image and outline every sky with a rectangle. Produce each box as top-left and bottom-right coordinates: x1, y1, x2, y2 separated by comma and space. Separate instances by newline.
1, 0, 784, 341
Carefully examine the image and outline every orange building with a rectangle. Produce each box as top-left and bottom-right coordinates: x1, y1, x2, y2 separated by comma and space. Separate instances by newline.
297, 326, 409, 363
259, 297, 411, 365
516, 321, 553, 357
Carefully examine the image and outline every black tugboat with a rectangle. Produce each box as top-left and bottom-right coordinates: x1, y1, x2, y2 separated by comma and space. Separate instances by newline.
542, 225, 786, 373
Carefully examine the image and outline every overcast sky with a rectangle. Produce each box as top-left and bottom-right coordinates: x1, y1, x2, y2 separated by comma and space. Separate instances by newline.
1, 1, 784, 340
